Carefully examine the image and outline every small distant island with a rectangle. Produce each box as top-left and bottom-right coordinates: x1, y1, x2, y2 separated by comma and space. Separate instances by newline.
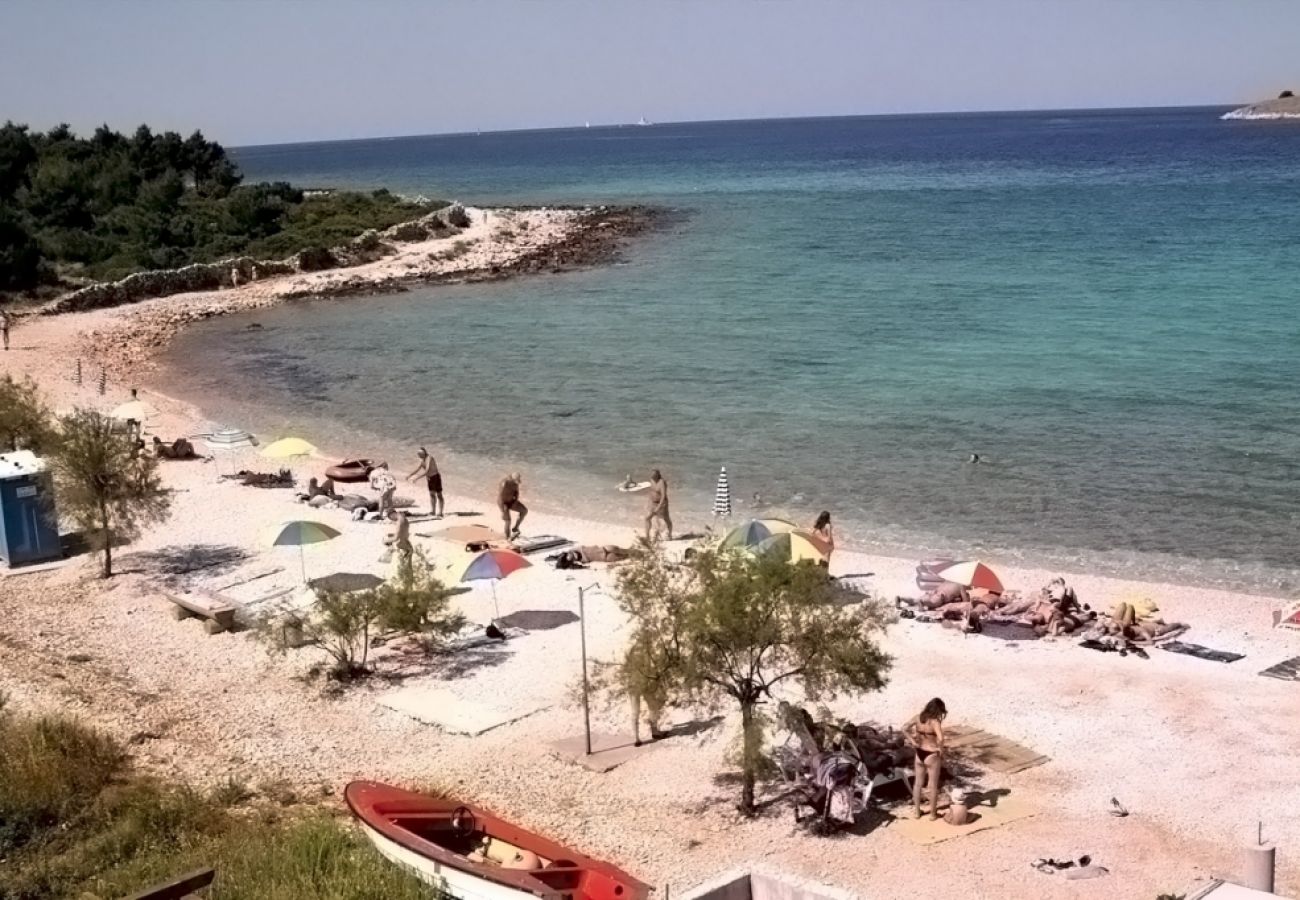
1221, 89, 1300, 120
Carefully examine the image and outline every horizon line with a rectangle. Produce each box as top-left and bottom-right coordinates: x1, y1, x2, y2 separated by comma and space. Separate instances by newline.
232, 102, 1238, 151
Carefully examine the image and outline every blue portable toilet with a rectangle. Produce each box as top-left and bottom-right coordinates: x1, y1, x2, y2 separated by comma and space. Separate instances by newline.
0, 451, 62, 567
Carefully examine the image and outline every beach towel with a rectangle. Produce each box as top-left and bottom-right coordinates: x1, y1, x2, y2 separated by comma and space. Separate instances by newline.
1259, 656, 1300, 682
1160, 641, 1244, 664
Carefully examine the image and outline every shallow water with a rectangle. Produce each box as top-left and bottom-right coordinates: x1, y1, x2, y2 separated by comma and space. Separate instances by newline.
160, 109, 1300, 593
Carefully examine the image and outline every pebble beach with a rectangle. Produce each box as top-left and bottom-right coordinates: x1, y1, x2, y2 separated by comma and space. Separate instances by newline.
2, 211, 1299, 899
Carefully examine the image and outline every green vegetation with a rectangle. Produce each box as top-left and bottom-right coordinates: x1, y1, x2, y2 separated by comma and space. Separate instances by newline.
0, 708, 436, 899
613, 544, 893, 812
265, 549, 465, 684
0, 122, 440, 291
51, 409, 171, 578
0, 374, 56, 453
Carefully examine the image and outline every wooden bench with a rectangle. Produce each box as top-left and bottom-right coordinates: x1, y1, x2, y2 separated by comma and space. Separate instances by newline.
163, 588, 237, 635
121, 866, 214, 899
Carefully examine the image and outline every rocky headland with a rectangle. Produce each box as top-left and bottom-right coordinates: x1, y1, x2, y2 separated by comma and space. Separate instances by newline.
1221, 90, 1300, 120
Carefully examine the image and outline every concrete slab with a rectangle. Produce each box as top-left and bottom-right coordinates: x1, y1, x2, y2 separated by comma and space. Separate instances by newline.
378, 683, 550, 736
548, 732, 657, 773
0, 558, 72, 577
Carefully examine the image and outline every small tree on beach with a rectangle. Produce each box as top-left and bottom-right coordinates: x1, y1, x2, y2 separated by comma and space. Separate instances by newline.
51, 409, 169, 578
377, 549, 466, 650
297, 587, 386, 681
614, 544, 892, 813
0, 374, 56, 454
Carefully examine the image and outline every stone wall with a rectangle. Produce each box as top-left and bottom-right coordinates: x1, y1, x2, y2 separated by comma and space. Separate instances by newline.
48, 256, 296, 314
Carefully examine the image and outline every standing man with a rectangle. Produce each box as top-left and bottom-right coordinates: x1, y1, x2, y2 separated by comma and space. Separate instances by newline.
645, 468, 672, 541
407, 447, 444, 518
498, 472, 527, 540
0, 308, 10, 351
369, 461, 397, 519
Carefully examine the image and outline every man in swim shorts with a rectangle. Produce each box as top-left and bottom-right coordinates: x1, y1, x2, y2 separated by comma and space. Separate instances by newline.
498, 472, 527, 539
645, 468, 672, 541
407, 447, 444, 518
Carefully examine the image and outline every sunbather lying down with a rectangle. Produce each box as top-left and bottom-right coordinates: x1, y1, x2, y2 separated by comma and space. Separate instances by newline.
1085, 602, 1186, 643
152, 436, 201, 460
555, 545, 632, 568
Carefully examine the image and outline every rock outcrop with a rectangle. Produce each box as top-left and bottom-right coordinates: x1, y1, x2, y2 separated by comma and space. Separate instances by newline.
1221, 92, 1300, 120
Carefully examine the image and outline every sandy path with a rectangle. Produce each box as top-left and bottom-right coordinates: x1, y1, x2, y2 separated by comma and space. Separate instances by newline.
2, 273, 1299, 898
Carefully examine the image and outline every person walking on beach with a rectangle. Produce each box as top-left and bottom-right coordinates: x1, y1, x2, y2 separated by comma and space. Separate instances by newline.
498, 472, 527, 539
407, 447, 444, 518
812, 510, 834, 567
1, 308, 10, 351
645, 469, 672, 541
369, 461, 397, 519
904, 697, 947, 821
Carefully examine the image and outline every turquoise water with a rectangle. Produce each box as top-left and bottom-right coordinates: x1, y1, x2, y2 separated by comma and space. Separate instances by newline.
162, 109, 1300, 592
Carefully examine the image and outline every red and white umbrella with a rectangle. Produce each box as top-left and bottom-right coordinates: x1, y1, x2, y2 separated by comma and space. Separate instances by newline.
935, 560, 1004, 594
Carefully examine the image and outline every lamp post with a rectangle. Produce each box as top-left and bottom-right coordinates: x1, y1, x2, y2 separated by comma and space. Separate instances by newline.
578, 584, 592, 756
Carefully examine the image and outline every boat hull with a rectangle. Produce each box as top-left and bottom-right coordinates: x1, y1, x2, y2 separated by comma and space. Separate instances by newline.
358, 819, 536, 900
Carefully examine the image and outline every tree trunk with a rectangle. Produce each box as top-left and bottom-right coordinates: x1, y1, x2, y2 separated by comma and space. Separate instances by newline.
740, 700, 757, 813
100, 504, 112, 578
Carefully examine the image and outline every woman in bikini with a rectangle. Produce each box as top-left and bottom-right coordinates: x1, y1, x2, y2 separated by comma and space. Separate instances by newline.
905, 697, 947, 820
812, 511, 834, 567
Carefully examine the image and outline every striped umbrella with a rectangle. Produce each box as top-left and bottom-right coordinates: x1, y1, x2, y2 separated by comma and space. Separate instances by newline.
448, 549, 532, 620
712, 466, 733, 518
202, 426, 257, 477
271, 520, 342, 582
753, 530, 830, 565
935, 560, 1005, 595
720, 518, 799, 550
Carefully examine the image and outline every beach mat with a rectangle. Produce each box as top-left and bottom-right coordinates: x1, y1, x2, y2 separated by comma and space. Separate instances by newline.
1160, 641, 1244, 664
433, 524, 497, 543
1260, 656, 1300, 682
496, 610, 579, 631
943, 726, 1049, 774
511, 534, 572, 555
891, 793, 1036, 845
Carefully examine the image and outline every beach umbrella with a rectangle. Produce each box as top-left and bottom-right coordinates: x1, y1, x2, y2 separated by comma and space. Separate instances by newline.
261, 437, 318, 459
271, 520, 342, 582
434, 523, 498, 545
109, 399, 155, 423
935, 560, 1004, 595
712, 466, 733, 518
753, 530, 830, 565
448, 548, 531, 619
202, 426, 257, 477
720, 517, 799, 550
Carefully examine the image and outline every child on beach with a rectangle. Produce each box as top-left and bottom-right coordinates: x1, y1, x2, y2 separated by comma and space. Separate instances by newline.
369, 462, 397, 519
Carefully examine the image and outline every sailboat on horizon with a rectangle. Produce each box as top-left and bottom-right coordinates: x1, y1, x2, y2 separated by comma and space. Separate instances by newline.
636, 116, 651, 126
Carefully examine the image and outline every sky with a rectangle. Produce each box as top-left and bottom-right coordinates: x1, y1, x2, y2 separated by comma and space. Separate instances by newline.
2, 0, 1297, 147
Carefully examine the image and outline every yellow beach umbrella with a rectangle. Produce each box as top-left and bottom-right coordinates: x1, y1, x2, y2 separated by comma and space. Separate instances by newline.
753, 530, 830, 565
110, 399, 155, 422
720, 518, 799, 550
261, 437, 318, 459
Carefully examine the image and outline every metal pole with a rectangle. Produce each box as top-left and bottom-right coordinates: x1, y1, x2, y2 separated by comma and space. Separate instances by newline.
579, 586, 592, 755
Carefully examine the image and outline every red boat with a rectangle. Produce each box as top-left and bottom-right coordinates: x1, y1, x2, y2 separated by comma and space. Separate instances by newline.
344, 781, 651, 900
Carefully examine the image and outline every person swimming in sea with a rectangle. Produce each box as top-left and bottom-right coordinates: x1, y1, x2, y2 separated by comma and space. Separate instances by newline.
968, 453, 981, 464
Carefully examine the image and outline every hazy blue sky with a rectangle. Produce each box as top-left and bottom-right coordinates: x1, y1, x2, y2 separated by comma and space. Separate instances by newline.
2, 0, 1296, 146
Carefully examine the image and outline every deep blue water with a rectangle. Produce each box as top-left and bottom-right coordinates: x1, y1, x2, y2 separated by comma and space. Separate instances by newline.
162, 109, 1300, 592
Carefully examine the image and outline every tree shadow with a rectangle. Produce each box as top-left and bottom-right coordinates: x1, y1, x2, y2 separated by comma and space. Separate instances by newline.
660, 714, 724, 739
375, 636, 515, 684
115, 543, 251, 579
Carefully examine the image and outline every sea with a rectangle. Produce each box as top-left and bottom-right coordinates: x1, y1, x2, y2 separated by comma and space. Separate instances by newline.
159, 108, 1300, 594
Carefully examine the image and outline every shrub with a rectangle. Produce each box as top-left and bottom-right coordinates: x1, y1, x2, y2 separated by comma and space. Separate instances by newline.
377, 549, 465, 650
0, 373, 57, 453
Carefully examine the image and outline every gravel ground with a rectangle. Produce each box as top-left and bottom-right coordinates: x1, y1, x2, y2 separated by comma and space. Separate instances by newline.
3, 274, 1298, 899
